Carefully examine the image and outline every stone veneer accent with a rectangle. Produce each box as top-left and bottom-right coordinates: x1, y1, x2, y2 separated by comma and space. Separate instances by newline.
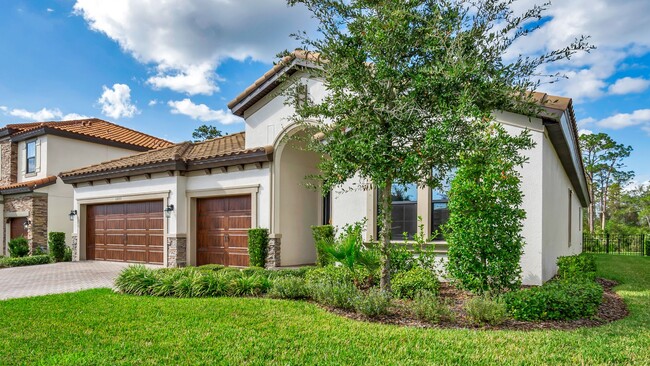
166, 236, 187, 267
0, 140, 18, 187
265, 234, 281, 268
71, 234, 79, 261
3, 193, 48, 252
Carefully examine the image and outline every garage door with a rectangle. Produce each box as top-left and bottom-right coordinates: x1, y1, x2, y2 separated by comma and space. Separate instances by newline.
86, 200, 164, 264
197, 195, 251, 266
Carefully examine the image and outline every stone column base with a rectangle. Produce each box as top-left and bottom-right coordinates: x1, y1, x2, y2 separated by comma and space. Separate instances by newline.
266, 233, 281, 268
167, 236, 187, 267
71, 234, 79, 261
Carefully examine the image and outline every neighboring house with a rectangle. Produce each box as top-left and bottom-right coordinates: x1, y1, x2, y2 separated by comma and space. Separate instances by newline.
60, 52, 589, 285
0, 119, 173, 255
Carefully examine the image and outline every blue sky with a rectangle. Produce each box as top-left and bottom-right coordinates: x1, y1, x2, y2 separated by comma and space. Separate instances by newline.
0, 0, 649, 182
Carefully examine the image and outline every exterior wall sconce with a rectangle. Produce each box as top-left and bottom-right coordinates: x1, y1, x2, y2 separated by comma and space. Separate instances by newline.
69, 210, 78, 221
23, 219, 31, 230
164, 204, 174, 218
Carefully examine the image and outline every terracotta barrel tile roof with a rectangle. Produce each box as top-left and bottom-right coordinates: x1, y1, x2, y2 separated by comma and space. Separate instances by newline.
0, 176, 57, 194
60, 132, 273, 181
1, 118, 173, 150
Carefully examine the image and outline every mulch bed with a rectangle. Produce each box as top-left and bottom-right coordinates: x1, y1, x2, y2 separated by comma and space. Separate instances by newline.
321, 278, 629, 331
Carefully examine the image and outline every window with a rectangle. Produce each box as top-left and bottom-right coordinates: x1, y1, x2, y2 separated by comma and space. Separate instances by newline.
26, 140, 36, 174
431, 171, 454, 240
378, 183, 418, 240
568, 189, 573, 247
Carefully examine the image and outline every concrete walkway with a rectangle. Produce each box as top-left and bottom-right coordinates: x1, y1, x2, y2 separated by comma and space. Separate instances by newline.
0, 261, 144, 300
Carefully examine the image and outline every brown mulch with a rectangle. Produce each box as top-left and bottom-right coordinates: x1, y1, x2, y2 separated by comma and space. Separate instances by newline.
321, 278, 628, 331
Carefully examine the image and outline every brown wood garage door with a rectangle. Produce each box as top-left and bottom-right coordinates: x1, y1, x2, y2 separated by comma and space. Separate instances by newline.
197, 195, 251, 266
86, 200, 164, 264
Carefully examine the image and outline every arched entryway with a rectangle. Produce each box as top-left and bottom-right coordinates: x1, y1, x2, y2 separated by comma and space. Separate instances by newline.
272, 129, 323, 266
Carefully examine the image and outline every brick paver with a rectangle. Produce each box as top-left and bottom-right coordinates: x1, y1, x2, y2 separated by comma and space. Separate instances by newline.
0, 261, 156, 300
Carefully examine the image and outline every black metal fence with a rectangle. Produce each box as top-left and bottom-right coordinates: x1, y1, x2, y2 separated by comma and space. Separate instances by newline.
583, 233, 650, 256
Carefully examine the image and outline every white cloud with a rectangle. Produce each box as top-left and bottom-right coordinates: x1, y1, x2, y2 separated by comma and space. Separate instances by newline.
608, 77, 650, 95
577, 117, 596, 128
8, 107, 62, 121
168, 98, 242, 125
1, 107, 89, 121
97, 83, 138, 119
588, 109, 650, 130
578, 129, 593, 136
46, 8, 54, 13
148, 99, 159, 107
505, 0, 650, 101
73, 0, 316, 95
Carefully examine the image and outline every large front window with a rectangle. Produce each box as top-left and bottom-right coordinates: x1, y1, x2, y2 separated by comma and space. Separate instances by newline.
431, 189, 449, 240
387, 183, 418, 240
26, 140, 36, 174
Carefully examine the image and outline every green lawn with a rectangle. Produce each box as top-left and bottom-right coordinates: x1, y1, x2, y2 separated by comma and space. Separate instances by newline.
0, 255, 648, 365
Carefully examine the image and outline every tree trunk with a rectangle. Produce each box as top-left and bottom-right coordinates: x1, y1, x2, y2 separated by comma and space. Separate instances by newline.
588, 203, 594, 233
601, 184, 608, 231
379, 179, 392, 292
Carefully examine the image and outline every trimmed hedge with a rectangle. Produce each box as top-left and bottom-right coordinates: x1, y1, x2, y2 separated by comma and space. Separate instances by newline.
8, 236, 29, 258
557, 254, 596, 280
0, 255, 52, 268
248, 228, 269, 268
48, 232, 66, 262
504, 279, 603, 321
311, 225, 335, 267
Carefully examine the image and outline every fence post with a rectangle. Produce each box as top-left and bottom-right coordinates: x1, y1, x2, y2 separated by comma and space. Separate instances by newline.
606, 233, 610, 254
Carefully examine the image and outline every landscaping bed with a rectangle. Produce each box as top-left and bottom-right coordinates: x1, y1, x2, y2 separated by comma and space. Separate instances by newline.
325, 277, 627, 330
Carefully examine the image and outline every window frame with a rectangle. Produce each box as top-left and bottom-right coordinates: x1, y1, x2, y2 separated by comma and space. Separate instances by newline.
25, 139, 37, 174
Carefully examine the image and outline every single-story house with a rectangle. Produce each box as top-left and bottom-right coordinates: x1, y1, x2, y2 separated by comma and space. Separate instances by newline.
60, 52, 589, 285
0, 119, 173, 255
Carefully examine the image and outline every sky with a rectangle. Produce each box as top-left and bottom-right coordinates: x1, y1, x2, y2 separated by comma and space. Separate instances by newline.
0, 0, 649, 182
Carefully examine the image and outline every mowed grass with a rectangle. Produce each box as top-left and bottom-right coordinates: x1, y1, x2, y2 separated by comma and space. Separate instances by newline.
0, 254, 648, 365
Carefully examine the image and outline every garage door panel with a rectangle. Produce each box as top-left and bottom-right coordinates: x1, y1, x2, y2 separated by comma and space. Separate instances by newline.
86, 200, 164, 264
197, 195, 251, 266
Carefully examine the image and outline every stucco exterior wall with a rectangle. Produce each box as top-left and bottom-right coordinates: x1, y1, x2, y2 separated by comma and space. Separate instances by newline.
541, 135, 583, 282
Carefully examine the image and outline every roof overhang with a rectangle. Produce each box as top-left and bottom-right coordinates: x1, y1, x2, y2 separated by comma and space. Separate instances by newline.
0, 178, 57, 195
10, 127, 152, 152
542, 108, 590, 207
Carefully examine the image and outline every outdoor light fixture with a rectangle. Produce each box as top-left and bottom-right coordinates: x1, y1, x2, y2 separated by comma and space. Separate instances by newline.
23, 219, 31, 230
69, 210, 78, 221
164, 204, 174, 218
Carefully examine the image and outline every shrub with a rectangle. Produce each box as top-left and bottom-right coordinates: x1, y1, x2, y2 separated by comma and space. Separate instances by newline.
48, 232, 66, 262
464, 296, 508, 326
268, 277, 308, 299
352, 288, 391, 317
63, 246, 72, 262
504, 279, 603, 321
193, 271, 229, 297
267, 267, 311, 279
388, 244, 414, 276
445, 125, 534, 294
150, 269, 186, 297
8, 236, 29, 258
198, 264, 226, 272
229, 273, 271, 296
115, 265, 158, 295
0, 255, 51, 268
312, 224, 335, 266
411, 291, 454, 323
173, 268, 204, 298
306, 266, 354, 286
241, 266, 269, 277
557, 254, 596, 280
308, 280, 359, 310
392, 267, 440, 299
248, 228, 269, 268
32, 246, 47, 256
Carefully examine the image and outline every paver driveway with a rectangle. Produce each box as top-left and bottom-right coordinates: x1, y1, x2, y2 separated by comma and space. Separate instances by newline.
0, 261, 144, 300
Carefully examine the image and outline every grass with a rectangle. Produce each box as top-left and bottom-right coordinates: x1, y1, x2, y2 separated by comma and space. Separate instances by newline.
0, 254, 648, 365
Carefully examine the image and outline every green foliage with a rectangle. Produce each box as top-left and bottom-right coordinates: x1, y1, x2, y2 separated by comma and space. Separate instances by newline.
392, 267, 440, 299
464, 296, 508, 326
0, 255, 51, 268
445, 125, 534, 294
311, 224, 335, 266
241, 266, 268, 277
192, 124, 222, 142
197, 264, 226, 272
267, 267, 311, 279
305, 266, 354, 286
557, 254, 597, 281
411, 291, 454, 323
8, 236, 29, 258
268, 277, 309, 299
352, 288, 391, 318
388, 244, 414, 276
248, 228, 269, 268
48, 232, 66, 262
32, 246, 47, 256
115, 265, 158, 296
287, 0, 592, 291
504, 279, 604, 321
63, 246, 72, 262
307, 280, 360, 310
230, 274, 271, 296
